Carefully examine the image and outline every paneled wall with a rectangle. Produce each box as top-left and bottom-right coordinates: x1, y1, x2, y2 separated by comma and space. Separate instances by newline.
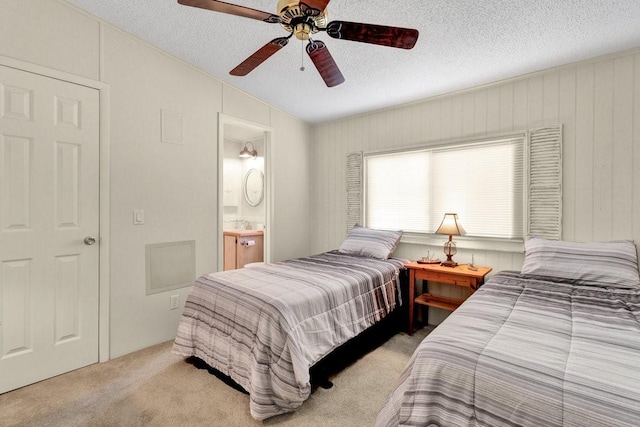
311, 48, 640, 323
1, 0, 313, 358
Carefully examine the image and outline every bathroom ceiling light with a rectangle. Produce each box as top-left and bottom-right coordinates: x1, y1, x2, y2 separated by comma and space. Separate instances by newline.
239, 141, 257, 159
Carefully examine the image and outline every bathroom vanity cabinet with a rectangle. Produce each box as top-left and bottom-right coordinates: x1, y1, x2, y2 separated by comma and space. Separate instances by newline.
223, 230, 264, 271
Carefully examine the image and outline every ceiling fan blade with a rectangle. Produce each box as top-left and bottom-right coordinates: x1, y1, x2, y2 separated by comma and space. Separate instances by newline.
306, 40, 345, 87
326, 21, 419, 49
178, 0, 280, 23
300, 0, 331, 16
230, 37, 289, 76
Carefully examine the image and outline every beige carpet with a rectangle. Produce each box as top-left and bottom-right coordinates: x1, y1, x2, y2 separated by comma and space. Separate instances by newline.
0, 327, 431, 427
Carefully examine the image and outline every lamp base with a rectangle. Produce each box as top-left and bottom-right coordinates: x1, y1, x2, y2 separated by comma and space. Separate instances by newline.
441, 240, 458, 267
440, 259, 458, 267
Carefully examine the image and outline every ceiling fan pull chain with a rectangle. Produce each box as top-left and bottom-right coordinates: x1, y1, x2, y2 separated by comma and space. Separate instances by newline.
300, 40, 306, 71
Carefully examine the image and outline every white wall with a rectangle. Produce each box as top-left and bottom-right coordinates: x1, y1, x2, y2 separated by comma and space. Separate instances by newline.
222, 141, 243, 226
270, 109, 313, 261
0, 0, 99, 80
311, 48, 640, 323
0, 0, 312, 358
101, 25, 224, 357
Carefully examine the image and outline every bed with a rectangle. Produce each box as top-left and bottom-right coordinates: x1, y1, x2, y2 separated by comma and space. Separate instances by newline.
173, 225, 406, 420
377, 237, 640, 427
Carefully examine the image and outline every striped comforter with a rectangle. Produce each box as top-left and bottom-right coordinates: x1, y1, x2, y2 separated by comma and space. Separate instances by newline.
172, 251, 405, 420
377, 270, 640, 427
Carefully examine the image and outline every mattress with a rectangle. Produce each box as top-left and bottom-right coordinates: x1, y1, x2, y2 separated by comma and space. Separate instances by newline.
376, 270, 640, 426
173, 251, 405, 420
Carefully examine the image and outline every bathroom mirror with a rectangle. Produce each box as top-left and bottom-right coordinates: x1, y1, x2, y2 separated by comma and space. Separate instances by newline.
244, 168, 264, 206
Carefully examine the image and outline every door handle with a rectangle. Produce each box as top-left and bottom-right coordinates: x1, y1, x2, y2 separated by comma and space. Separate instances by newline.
84, 236, 97, 246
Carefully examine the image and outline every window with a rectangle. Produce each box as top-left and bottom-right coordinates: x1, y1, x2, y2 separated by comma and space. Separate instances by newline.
364, 136, 525, 240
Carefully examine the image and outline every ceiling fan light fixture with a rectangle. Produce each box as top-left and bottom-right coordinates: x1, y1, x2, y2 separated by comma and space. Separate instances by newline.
294, 22, 313, 40
277, 0, 327, 37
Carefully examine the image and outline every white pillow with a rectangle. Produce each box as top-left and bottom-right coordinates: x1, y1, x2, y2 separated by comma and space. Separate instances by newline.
521, 237, 640, 288
338, 224, 402, 260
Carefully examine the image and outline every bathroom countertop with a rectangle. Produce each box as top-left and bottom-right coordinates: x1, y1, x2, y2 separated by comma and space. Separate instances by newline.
223, 229, 264, 237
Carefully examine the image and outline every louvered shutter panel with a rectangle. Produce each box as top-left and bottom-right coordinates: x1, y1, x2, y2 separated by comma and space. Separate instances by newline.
528, 125, 562, 239
346, 152, 363, 233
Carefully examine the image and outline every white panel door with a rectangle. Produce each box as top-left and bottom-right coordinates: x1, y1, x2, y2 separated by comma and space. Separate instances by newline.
0, 65, 100, 393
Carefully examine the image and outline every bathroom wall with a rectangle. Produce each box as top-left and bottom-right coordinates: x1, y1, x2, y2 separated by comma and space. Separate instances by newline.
223, 137, 266, 230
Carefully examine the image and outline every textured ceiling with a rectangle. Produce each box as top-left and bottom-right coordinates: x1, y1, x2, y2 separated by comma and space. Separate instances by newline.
65, 0, 640, 124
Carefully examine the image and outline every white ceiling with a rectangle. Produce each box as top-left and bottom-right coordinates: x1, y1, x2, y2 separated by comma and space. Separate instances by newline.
65, 0, 640, 124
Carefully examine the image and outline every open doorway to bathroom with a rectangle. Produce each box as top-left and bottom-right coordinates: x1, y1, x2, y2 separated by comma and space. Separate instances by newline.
218, 114, 272, 271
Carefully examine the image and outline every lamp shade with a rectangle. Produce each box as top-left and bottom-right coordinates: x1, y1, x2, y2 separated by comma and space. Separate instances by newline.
435, 213, 466, 236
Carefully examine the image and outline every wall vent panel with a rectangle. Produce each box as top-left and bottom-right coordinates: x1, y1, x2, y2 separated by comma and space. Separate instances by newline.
146, 241, 195, 295
161, 109, 183, 145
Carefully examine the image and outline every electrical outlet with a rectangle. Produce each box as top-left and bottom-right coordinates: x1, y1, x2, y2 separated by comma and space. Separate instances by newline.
170, 294, 179, 310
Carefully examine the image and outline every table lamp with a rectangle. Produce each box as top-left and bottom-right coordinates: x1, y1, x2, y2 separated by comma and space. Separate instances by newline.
435, 213, 466, 267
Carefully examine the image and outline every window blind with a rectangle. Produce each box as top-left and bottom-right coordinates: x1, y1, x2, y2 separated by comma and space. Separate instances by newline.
346, 126, 562, 243
429, 139, 524, 238
363, 138, 524, 238
365, 150, 431, 232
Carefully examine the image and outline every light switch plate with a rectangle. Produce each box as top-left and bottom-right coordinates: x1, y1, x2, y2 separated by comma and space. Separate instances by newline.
133, 209, 144, 225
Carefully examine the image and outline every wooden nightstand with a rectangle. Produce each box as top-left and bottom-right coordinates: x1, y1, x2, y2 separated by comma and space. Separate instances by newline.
405, 261, 492, 333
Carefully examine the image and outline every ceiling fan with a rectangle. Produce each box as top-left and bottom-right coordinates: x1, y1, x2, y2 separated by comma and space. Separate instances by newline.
177, 0, 419, 87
